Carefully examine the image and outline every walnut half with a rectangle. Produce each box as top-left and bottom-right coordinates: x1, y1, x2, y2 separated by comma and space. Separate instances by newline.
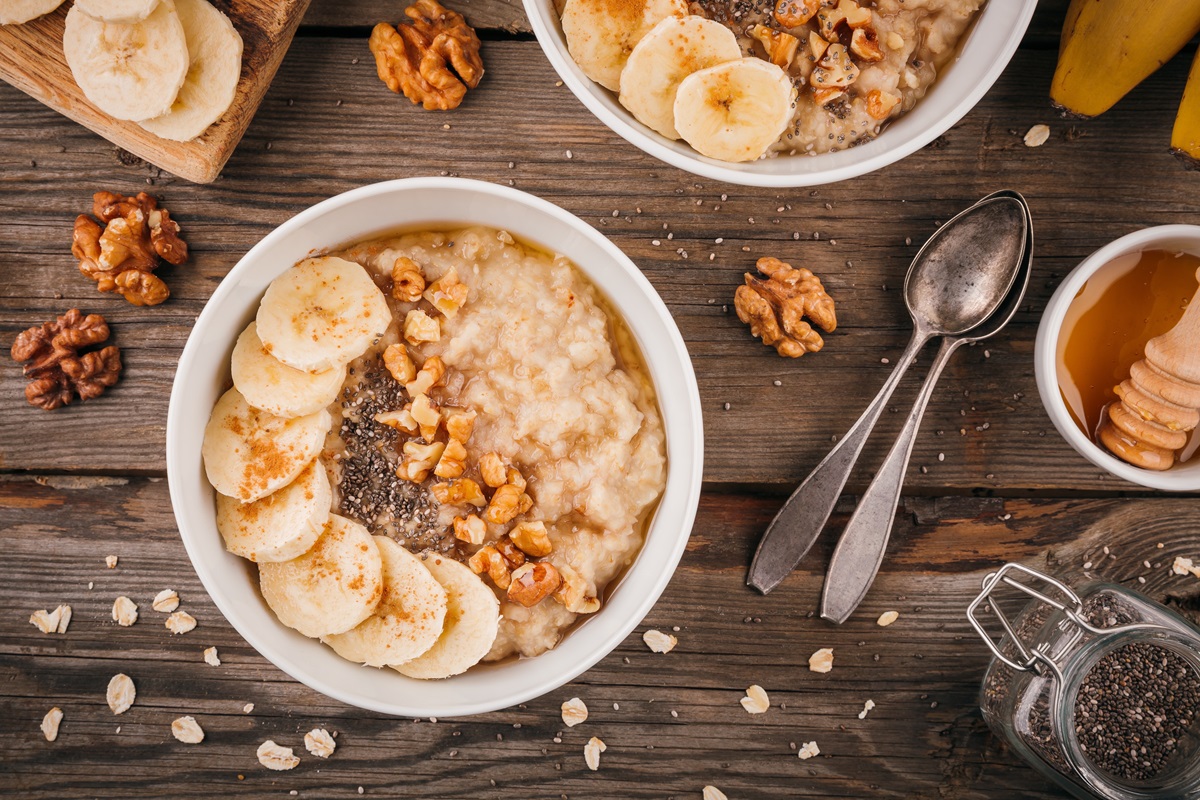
734, 257, 836, 358
369, 0, 484, 111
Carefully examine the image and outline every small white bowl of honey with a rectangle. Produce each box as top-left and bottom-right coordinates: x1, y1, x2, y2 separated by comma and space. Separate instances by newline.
1035, 225, 1200, 491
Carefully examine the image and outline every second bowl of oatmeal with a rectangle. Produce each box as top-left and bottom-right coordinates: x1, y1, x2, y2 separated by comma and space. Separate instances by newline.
525, 0, 1036, 186
167, 178, 703, 716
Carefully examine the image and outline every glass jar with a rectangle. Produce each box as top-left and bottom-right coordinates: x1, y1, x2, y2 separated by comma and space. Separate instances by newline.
970, 563, 1200, 800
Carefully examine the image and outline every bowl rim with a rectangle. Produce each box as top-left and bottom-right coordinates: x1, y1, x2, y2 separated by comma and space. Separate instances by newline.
1033, 223, 1200, 492
521, 0, 1038, 188
166, 177, 705, 715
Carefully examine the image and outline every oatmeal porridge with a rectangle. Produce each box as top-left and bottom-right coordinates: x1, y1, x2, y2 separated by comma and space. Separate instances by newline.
332, 226, 667, 660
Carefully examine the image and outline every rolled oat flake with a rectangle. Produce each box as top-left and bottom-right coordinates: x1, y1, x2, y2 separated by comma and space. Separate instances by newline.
970, 563, 1200, 799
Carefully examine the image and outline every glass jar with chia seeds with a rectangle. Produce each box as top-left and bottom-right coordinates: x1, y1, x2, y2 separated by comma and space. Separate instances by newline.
969, 563, 1200, 800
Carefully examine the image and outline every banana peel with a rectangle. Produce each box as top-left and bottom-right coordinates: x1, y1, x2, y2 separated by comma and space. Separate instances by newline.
1052, 0, 1200, 118
1172, 48, 1200, 168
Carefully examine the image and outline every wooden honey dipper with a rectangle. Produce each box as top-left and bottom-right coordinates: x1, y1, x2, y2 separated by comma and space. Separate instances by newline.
1097, 266, 1200, 470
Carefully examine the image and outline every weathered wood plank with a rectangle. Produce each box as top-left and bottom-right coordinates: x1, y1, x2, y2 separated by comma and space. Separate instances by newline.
2, 43, 1200, 490
3, 477, 1199, 798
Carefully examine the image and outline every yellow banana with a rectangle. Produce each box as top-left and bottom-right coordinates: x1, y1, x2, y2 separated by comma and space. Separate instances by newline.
1052, 0, 1200, 118
1172, 49, 1200, 167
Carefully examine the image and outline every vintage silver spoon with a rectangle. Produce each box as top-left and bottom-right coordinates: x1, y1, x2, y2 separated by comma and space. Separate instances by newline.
821, 191, 1033, 623
746, 192, 1029, 596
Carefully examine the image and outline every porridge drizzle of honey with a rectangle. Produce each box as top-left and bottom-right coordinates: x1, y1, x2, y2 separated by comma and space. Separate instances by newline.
1057, 248, 1200, 462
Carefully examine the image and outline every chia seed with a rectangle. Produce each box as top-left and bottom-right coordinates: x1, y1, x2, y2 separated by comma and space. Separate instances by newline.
1073, 642, 1200, 782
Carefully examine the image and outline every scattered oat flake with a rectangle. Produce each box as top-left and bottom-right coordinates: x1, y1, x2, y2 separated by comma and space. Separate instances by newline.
257, 740, 300, 771
798, 740, 820, 759
42, 707, 63, 742
561, 697, 588, 727
56, 605, 72, 633
740, 684, 770, 714
703, 786, 728, 800
1172, 557, 1200, 577
643, 629, 677, 654
152, 589, 180, 613
105, 555, 118, 568
877, 611, 899, 627
112, 596, 138, 627
305, 728, 337, 758
809, 648, 834, 673
107, 673, 135, 715
203, 647, 221, 666
172, 716, 205, 744
584, 736, 606, 770
166, 610, 197, 634
30, 605, 70, 634
243, 703, 254, 714
1023, 124, 1050, 147
858, 699, 876, 719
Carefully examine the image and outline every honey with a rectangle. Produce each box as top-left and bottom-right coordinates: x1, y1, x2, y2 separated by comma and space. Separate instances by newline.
1057, 248, 1200, 463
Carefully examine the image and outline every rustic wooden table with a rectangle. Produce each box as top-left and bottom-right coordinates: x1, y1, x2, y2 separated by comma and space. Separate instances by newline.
3, 0, 1200, 797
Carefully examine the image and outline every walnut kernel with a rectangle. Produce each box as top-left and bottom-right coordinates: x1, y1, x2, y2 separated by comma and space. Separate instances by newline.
391, 256, 426, 301
507, 562, 562, 607
369, 0, 484, 111
734, 257, 836, 358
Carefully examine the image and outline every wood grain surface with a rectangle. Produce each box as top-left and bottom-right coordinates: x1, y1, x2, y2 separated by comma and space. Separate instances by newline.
0, 0, 312, 183
3, 0, 1200, 798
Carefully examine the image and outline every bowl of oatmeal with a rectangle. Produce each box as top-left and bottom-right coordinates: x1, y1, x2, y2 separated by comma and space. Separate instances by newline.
525, 0, 1036, 186
167, 177, 703, 716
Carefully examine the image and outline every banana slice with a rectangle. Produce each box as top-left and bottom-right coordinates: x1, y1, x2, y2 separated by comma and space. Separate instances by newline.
619, 16, 742, 140
259, 515, 384, 638
257, 256, 392, 373
674, 58, 796, 163
1, 0, 65, 25
63, 0, 189, 122
231, 322, 346, 419
560, 0, 688, 92
392, 554, 499, 680
216, 460, 331, 563
73, 0, 159, 23
138, 0, 243, 142
323, 537, 448, 667
202, 387, 331, 503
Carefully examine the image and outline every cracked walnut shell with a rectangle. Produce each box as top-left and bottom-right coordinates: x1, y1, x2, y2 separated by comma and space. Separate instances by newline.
735, 257, 836, 358
369, 0, 483, 111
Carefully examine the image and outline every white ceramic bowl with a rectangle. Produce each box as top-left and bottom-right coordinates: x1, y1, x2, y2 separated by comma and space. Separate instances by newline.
167, 178, 704, 716
1034, 225, 1200, 492
523, 0, 1037, 187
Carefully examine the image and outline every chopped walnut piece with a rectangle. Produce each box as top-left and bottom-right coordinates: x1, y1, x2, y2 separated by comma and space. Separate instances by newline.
554, 563, 601, 614
866, 88, 901, 120
493, 537, 527, 569
561, 697, 588, 727
886, 30, 905, 50
850, 26, 882, 62
369, 0, 484, 111
424, 267, 469, 317
434, 437, 468, 478
479, 452, 507, 487
391, 256, 426, 301
508, 562, 562, 607
452, 513, 486, 545
430, 477, 486, 506
750, 25, 799, 69
808, 31, 830, 61
468, 545, 512, 589
443, 408, 476, 442
406, 355, 446, 395
735, 257, 836, 358
817, 0, 869, 38
404, 309, 441, 344
484, 482, 531, 524
383, 343, 417, 384
410, 393, 441, 440
398, 440, 445, 482
11, 309, 122, 410
509, 521, 552, 557
808, 647, 834, 673
812, 87, 845, 106
505, 466, 527, 491
773, 0, 818, 27
813, 44, 860, 89
375, 408, 419, 434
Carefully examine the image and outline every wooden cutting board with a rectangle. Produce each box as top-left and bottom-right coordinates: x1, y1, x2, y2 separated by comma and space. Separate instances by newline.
0, 0, 312, 183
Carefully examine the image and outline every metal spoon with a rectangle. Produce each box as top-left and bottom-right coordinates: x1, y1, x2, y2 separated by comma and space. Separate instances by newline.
820, 191, 1033, 623
746, 192, 1029, 596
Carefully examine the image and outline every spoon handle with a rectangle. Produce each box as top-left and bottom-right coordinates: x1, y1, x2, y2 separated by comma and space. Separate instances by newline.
746, 328, 929, 595
820, 337, 963, 624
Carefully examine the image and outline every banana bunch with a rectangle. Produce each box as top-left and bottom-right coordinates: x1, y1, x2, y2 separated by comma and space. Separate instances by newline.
562, 0, 796, 162
202, 256, 501, 679
1051, 0, 1200, 165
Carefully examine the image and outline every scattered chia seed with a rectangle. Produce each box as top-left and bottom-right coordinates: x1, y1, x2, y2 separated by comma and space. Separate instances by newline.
1074, 642, 1200, 782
